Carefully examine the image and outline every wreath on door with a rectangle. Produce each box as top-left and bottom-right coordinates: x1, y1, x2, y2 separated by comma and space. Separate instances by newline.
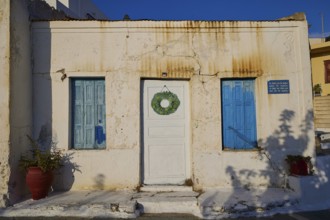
151, 88, 180, 115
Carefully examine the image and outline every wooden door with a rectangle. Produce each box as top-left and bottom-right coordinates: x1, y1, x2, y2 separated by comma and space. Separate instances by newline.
142, 80, 190, 185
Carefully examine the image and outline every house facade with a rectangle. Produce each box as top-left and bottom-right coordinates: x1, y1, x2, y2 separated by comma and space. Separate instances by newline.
31, 18, 314, 191
310, 39, 330, 131
0, 0, 314, 207
311, 40, 330, 96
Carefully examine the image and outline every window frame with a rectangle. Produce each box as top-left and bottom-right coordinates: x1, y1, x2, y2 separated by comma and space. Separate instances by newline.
221, 78, 258, 151
70, 77, 106, 150
324, 60, 330, 84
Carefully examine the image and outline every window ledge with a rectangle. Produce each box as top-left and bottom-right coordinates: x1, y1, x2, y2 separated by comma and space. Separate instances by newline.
223, 147, 260, 152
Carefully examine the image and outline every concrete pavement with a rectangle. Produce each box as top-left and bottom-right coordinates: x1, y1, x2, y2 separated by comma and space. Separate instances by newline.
2, 155, 330, 219
0, 186, 320, 219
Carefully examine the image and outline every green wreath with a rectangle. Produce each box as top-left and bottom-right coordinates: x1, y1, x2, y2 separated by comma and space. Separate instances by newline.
151, 91, 180, 115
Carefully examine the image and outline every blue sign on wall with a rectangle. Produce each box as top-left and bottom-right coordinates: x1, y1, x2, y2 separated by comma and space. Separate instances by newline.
268, 80, 290, 94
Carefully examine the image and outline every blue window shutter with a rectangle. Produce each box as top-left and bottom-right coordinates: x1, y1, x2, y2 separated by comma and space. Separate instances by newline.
222, 81, 235, 148
94, 80, 106, 148
72, 79, 106, 149
234, 81, 244, 148
84, 80, 95, 148
73, 80, 84, 149
222, 79, 257, 149
243, 80, 257, 148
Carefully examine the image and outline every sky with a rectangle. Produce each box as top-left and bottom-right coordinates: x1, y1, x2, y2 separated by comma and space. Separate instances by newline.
92, 0, 330, 38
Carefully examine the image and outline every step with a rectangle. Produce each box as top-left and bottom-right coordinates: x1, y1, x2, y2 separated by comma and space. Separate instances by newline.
314, 123, 330, 128
134, 191, 200, 215
140, 185, 193, 192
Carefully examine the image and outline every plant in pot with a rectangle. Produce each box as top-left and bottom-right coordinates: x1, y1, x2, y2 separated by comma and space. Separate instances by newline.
285, 155, 314, 176
19, 135, 63, 200
313, 84, 322, 96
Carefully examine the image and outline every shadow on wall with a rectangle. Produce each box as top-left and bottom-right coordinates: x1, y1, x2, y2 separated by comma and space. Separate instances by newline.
94, 174, 106, 190
201, 109, 330, 216
30, 21, 81, 192
7, 1, 60, 205
223, 109, 314, 190
52, 151, 81, 192
257, 109, 313, 187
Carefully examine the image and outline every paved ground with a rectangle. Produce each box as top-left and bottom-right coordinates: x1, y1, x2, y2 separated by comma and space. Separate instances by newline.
1, 209, 330, 220
2, 186, 328, 219
140, 209, 330, 219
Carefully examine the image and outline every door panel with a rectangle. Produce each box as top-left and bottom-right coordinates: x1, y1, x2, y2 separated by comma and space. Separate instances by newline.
142, 80, 190, 185
222, 79, 257, 149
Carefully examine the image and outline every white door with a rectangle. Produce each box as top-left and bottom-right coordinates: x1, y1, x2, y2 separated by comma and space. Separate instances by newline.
142, 80, 190, 185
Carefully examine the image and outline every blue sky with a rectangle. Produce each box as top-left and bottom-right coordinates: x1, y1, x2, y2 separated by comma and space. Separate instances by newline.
92, 0, 330, 38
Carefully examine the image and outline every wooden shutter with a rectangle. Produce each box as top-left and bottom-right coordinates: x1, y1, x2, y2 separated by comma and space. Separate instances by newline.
222, 80, 235, 148
72, 80, 84, 148
72, 79, 106, 149
222, 79, 257, 149
243, 80, 257, 148
94, 80, 106, 148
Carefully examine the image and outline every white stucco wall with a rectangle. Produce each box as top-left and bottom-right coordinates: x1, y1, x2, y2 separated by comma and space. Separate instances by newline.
31, 20, 314, 190
0, 0, 11, 208
0, 0, 32, 207
8, 0, 33, 203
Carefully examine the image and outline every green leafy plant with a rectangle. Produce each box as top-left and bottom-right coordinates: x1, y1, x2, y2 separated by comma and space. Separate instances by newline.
151, 91, 180, 115
313, 84, 322, 95
19, 135, 63, 172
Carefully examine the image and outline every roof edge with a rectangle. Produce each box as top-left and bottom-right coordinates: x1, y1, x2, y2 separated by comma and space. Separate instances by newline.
277, 12, 306, 21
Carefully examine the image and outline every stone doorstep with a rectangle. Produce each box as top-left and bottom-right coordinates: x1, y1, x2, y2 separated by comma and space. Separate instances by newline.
137, 185, 201, 215
140, 185, 194, 192
135, 191, 201, 216
138, 198, 200, 214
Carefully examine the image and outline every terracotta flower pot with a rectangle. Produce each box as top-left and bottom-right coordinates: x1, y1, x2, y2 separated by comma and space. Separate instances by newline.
289, 159, 309, 176
26, 167, 53, 200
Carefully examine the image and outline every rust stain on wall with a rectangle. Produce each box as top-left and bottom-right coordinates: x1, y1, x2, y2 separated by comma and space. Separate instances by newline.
140, 55, 194, 78
230, 22, 265, 77
98, 21, 107, 72
139, 21, 277, 78
231, 54, 264, 77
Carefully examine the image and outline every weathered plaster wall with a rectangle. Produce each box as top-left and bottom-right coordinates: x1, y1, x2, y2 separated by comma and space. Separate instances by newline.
0, 0, 11, 208
8, 0, 33, 204
32, 20, 314, 190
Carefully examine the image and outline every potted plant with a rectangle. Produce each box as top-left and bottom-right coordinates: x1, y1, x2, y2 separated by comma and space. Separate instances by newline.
313, 84, 322, 96
19, 135, 63, 200
285, 155, 313, 176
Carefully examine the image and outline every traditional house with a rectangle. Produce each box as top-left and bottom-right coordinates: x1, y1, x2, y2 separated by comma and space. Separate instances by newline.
1, 0, 314, 207
310, 38, 330, 143
311, 39, 330, 96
